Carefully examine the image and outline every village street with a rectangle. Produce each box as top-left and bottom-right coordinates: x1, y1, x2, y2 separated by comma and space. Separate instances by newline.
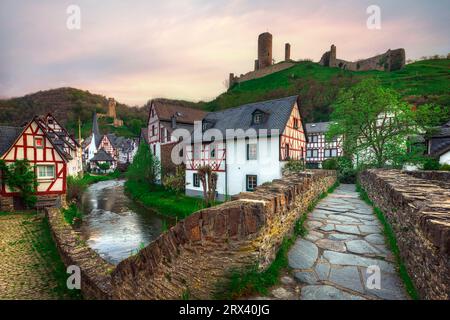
254, 184, 408, 300
0, 213, 75, 300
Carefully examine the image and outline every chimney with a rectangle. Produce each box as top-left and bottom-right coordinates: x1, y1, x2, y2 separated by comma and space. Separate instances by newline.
171, 115, 177, 129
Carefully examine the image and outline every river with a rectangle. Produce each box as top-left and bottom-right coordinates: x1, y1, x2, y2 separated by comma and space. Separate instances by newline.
79, 179, 173, 265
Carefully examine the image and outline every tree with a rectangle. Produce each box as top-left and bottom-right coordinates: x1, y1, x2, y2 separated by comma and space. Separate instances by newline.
327, 78, 444, 168
97, 162, 110, 174
197, 165, 218, 207
0, 159, 38, 208
126, 142, 160, 185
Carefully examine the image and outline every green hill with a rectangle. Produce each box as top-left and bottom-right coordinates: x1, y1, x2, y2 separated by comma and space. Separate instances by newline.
0, 87, 148, 138
203, 59, 450, 122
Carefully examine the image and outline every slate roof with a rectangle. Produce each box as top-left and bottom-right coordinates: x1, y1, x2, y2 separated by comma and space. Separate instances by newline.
429, 121, 450, 157
91, 148, 115, 162
305, 122, 331, 134
193, 96, 299, 142
0, 126, 24, 156
92, 112, 101, 148
152, 100, 207, 124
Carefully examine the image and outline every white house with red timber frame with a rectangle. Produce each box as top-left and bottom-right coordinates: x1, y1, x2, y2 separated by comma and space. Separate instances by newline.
0, 117, 69, 211
185, 96, 306, 200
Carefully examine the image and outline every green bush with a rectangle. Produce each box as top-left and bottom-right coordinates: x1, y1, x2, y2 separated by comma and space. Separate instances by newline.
0, 159, 38, 208
162, 166, 187, 194
62, 203, 82, 225
440, 164, 450, 171
322, 158, 338, 170
67, 176, 87, 202
282, 160, 305, 175
335, 157, 357, 183
422, 157, 441, 170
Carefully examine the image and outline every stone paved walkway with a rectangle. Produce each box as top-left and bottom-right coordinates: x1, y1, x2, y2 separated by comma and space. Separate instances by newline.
0, 213, 72, 300
256, 184, 408, 300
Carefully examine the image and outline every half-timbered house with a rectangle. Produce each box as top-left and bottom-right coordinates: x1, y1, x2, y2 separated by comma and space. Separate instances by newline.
185, 96, 306, 200
0, 117, 69, 211
305, 122, 343, 168
146, 99, 206, 179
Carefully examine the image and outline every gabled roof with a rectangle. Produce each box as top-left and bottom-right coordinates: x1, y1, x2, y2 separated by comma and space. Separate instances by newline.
151, 99, 207, 124
305, 122, 331, 134
91, 148, 115, 162
194, 96, 299, 142
0, 126, 24, 156
428, 120, 450, 157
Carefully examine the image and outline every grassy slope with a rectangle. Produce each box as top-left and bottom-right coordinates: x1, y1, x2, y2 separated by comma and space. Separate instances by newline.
203, 59, 450, 122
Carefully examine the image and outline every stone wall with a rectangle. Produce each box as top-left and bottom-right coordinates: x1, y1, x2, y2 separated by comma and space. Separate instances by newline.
46, 171, 336, 300
0, 195, 13, 212
111, 170, 336, 299
359, 169, 450, 300
229, 62, 295, 88
45, 207, 114, 300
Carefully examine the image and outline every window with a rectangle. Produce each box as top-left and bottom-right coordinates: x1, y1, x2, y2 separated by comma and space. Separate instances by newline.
331, 149, 338, 157
293, 118, 299, 129
151, 109, 155, 117
324, 149, 331, 158
253, 112, 263, 124
34, 137, 44, 148
152, 125, 156, 136
306, 150, 312, 158
153, 144, 156, 155
285, 144, 290, 159
312, 149, 319, 157
246, 175, 257, 191
160, 128, 165, 142
193, 173, 200, 188
37, 165, 55, 179
247, 143, 257, 160
311, 135, 318, 143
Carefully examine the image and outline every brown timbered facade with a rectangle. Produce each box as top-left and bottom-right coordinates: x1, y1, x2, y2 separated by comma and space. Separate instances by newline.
305, 122, 343, 167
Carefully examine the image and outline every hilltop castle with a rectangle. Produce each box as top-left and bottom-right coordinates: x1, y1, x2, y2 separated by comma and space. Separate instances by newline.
98, 98, 123, 127
228, 32, 406, 88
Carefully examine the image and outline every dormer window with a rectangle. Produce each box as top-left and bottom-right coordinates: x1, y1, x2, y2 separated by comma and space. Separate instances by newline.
252, 111, 264, 125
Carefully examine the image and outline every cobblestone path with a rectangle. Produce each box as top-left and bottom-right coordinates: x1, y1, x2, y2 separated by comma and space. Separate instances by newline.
256, 184, 408, 300
0, 213, 74, 300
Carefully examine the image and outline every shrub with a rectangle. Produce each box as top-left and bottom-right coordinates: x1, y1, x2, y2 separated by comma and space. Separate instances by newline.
322, 158, 338, 170
422, 157, 441, 170
282, 160, 305, 175
162, 165, 187, 194
0, 159, 38, 208
336, 157, 357, 183
67, 176, 87, 202
62, 203, 82, 225
440, 164, 450, 171
126, 142, 160, 185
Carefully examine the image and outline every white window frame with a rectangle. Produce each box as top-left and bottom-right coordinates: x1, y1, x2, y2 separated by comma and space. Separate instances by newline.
247, 143, 257, 160
37, 165, 55, 180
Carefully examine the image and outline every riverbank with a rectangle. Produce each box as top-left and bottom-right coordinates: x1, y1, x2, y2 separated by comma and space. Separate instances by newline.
124, 180, 205, 219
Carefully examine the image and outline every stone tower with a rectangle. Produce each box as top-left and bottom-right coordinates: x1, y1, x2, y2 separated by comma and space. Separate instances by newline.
257, 32, 273, 69
107, 98, 117, 119
329, 44, 337, 67
285, 43, 291, 61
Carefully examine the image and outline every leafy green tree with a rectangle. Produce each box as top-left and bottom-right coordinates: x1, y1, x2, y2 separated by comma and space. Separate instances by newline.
327, 78, 444, 168
0, 159, 38, 208
126, 142, 160, 185
97, 162, 111, 174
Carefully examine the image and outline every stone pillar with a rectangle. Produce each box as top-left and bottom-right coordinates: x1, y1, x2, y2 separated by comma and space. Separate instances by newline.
107, 98, 117, 119
329, 44, 337, 67
254, 59, 259, 71
285, 43, 291, 61
229, 73, 235, 89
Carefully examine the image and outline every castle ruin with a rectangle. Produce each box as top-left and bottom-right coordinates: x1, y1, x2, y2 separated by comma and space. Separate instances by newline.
319, 44, 406, 72
98, 98, 124, 127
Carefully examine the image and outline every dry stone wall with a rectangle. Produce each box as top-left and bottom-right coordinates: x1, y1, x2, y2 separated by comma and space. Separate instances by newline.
359, 169, 450, 300
47, 170, 336, 300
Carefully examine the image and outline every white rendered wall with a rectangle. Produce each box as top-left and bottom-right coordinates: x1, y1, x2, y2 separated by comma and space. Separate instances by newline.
439, 151, 450, 165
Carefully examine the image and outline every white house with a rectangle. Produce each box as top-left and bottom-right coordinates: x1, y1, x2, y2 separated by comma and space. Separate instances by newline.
184, 96, 307, 200
305, 122, 343, 168
426, 120, 450, 165
146, 99, 206, 180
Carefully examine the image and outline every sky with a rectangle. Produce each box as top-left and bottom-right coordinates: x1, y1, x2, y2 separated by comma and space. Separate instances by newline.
0, 0, 449, 106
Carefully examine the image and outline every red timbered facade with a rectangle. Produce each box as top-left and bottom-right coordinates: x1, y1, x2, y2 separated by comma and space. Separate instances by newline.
280, 105, 307, 161
0, 118, 68, 200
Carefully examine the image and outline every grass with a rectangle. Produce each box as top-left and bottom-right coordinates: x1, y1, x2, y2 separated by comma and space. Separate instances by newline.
61, 203, 83, 225
215, 180, 340, 299
124, 180, 206, 219
203, 59, 450, 122
24, 213, 82, 299
356, 183, 420, 300
80, 171, 121, 185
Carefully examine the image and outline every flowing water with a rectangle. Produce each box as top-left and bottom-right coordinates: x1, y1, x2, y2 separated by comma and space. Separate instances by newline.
79, 179, 173, 265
